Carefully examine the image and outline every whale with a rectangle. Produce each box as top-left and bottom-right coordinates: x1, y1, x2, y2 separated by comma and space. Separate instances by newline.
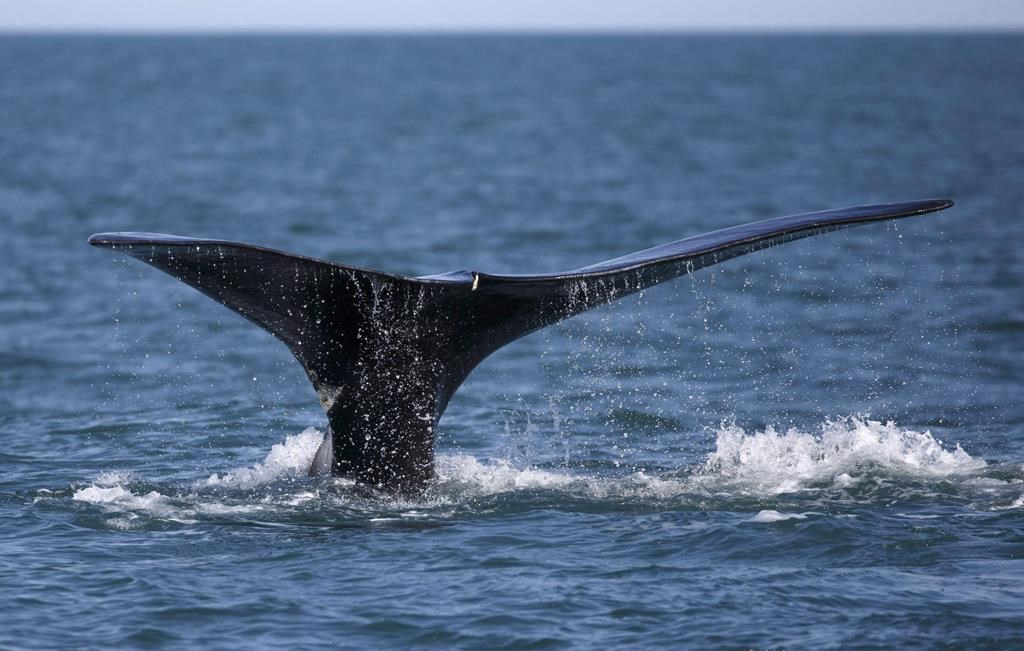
90, 198, 953, 494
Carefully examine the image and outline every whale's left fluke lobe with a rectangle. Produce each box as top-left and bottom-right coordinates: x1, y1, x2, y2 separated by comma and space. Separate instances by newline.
88, 231, 467, 493
89, 198, 953, 494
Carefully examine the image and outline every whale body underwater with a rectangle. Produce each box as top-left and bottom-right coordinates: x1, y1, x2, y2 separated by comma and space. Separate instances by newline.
90, 199, 954, 494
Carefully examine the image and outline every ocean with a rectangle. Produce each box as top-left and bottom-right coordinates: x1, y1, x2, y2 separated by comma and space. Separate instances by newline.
1, 34, 1023, 647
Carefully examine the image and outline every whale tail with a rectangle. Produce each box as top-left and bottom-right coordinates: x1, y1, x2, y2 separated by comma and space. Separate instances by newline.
89, 199, 953, 493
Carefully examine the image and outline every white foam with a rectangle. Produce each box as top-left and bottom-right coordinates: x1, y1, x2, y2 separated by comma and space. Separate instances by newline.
434, 454, 583, 496
72, 471, 164, 509
421, 417, 987, 501
68, 416, 988, 523
73, 484, 165, 509
431, 418, 986, 501
201, 427, 323, 489
69, 431, 323, 522
71, 476, 270, 525
697, 417, 985, 495
750, 510, 808, 523
72, 480, 184, 524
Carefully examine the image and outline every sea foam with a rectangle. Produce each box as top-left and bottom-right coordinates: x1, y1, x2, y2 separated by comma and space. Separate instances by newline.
698, 416, 986, 495
200, 427, 324, 490
69, 416, 988, 520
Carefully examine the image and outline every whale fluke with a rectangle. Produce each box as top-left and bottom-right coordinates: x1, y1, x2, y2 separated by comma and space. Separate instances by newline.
89, 199, 953, 493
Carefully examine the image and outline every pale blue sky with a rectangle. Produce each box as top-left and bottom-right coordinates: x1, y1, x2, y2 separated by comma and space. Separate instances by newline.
2, 0, 1023, 32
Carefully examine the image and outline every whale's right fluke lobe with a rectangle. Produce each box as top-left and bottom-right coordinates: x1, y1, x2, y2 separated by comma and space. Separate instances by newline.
451, 199, 955, 358
470, 199, 955, 320
89, 198, 953, 494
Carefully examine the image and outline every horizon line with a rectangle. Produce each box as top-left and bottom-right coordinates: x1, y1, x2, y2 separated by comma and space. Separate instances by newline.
2, 26, 1024, 36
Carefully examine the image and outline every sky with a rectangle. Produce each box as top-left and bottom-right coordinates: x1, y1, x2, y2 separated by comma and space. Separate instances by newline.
1, 0, 1023, 32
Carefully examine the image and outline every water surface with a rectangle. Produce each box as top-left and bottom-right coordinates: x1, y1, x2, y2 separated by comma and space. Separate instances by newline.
1, 34, 1023, 648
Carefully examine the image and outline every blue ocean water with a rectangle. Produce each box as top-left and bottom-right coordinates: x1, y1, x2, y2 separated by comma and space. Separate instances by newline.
1, 34, 1023, 647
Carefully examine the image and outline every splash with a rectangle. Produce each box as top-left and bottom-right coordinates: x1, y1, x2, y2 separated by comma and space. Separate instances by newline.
72, 472, 169, 511
200, 427, 324, 490
67, 416, 993, 526
698, 416, 986, 495
432, 417, 987, 500
433, 455, 585, 496
68, 432, 326, 526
